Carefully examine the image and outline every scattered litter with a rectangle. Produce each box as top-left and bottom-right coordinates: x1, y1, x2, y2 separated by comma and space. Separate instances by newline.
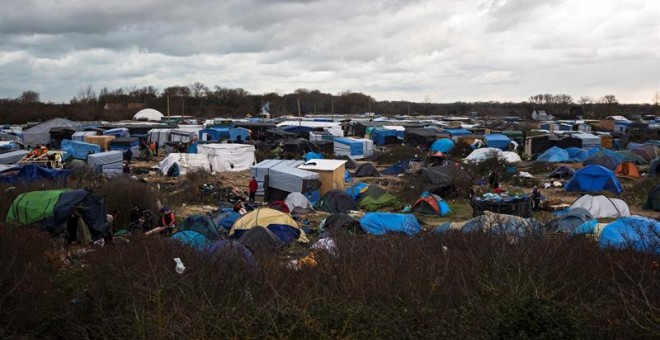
174, 258, 186, 274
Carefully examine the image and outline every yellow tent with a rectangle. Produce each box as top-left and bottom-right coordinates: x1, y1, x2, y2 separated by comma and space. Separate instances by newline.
230, 208, 307, 243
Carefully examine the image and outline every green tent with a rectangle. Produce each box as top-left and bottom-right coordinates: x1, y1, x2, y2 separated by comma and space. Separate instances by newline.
178, 214, 220, 241
7, 189, 67, 225
6, 189, 107, 235
356, 185, 402, 212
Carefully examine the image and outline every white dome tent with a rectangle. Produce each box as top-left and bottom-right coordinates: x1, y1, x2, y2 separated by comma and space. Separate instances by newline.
133, 108, 164, 122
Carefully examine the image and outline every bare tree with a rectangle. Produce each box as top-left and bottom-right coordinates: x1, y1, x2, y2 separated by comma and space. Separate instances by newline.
553, 94, 573, 105
578, 96, 593, 105
18, 90, 40, 103
600, 95, 618, 105
71, 84, 97, 104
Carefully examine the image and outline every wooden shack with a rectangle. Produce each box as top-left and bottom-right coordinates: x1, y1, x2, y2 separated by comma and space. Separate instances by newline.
84, 135, 116, 151
297, 159, 347, 195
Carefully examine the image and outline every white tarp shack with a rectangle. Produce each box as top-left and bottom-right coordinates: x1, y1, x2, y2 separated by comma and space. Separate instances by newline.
170, 129, 196, 143
251, 159, 319, 196
87, 151, 123, 175
148, 128, 172, 144
157, 153, 211, 176
196, 143, 256, 172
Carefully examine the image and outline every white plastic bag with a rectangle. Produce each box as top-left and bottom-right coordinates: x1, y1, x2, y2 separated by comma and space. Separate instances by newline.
174, 258, 186, 274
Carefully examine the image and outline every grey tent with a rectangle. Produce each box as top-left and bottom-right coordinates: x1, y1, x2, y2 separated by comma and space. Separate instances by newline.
354, 163, 381, 177
238, 227, 284, 254
420, 165, 460, 197
546, 208, 594, 233
336, 155, 358, 169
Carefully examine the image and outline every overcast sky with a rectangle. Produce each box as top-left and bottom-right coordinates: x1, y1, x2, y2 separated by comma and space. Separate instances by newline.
1, 0, 658, 104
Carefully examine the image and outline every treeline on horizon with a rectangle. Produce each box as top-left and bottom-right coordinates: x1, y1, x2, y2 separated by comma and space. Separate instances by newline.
1, 83, 658, 124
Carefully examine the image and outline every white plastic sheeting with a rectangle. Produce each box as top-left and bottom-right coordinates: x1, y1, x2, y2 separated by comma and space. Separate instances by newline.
196, 143, 256, 172
285, 192, 314, 213
570, 195, 630, 219
157, 153, 211, 175
464, 148, 521, 163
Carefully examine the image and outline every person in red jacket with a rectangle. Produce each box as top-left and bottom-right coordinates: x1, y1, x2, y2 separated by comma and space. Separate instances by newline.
159, 207, 176, 236
248, 177, 258, 202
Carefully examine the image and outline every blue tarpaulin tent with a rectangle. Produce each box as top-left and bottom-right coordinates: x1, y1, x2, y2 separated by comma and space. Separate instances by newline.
228, 127, 250, 142
172, 230, 211, 251
584, 151, 623, 170
61, 139, 102, 160
199, 127, 229, 141
536, 146, 569, 163
359, 212, 421, 236
566, 147, 588, 162
305, 152, 323, 161
430, 138, 454, 153
444, 129, 471, 137
564, 165, 623, 194
371, 128, 398, 145
483, 134, 511, 150
599, 216, 660, 254
0, 164, 72, 184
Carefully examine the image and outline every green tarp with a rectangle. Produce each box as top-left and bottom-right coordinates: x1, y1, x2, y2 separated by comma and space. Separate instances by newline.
6, 189, 67, 225
356, 186, 402, 212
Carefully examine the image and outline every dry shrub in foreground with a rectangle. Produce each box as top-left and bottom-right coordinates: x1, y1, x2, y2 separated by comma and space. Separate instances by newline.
0, 229, 658, 338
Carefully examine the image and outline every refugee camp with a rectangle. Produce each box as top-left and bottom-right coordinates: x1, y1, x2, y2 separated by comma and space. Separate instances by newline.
1, 0, 659, 338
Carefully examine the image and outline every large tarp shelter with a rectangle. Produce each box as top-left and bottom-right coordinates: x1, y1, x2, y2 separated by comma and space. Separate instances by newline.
0, 164, 72, 184
196, 144, 256, 172
6, 189, 107, 236
629, 144, 659, 161
371, 128, 399, 145
359, 213, 421, 236
22, 118, 83, 146
437, 211, 540, 238
199, 127, 230, 142
283, 138, 318, 156
109, 137, 140, 154
61, 139, 102, 160
564, 165, 623, 194
569, 194, 630, 218
483, 134, 511, 151
404, 128, 447, 147
584, 151, 623, 170
157, 153, 212, 176
573, 216, 660, 254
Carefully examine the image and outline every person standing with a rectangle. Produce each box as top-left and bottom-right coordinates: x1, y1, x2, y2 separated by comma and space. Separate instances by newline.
488, 170, 499, 189
532, 186, 541, 210
248, 177, 258, 202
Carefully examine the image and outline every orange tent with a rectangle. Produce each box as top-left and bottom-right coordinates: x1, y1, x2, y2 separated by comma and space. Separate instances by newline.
615, 160, 640, 178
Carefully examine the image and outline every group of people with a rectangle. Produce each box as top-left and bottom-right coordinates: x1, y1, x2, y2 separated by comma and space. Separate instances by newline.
139, 140, 159, 161
127, 205, 176, 236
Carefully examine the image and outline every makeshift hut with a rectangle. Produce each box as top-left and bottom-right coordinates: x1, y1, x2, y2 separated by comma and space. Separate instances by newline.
196, 143, 256, 172
564, 165, 623, 194
87, 151, 123, 175
84, 135, 115, 151
157, 153, 212, 176
250, 159, 320, 201
297, 159, 347, 195
6, 189, 107, 238
483, 134, 512, 151
569, 195, 630, 218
